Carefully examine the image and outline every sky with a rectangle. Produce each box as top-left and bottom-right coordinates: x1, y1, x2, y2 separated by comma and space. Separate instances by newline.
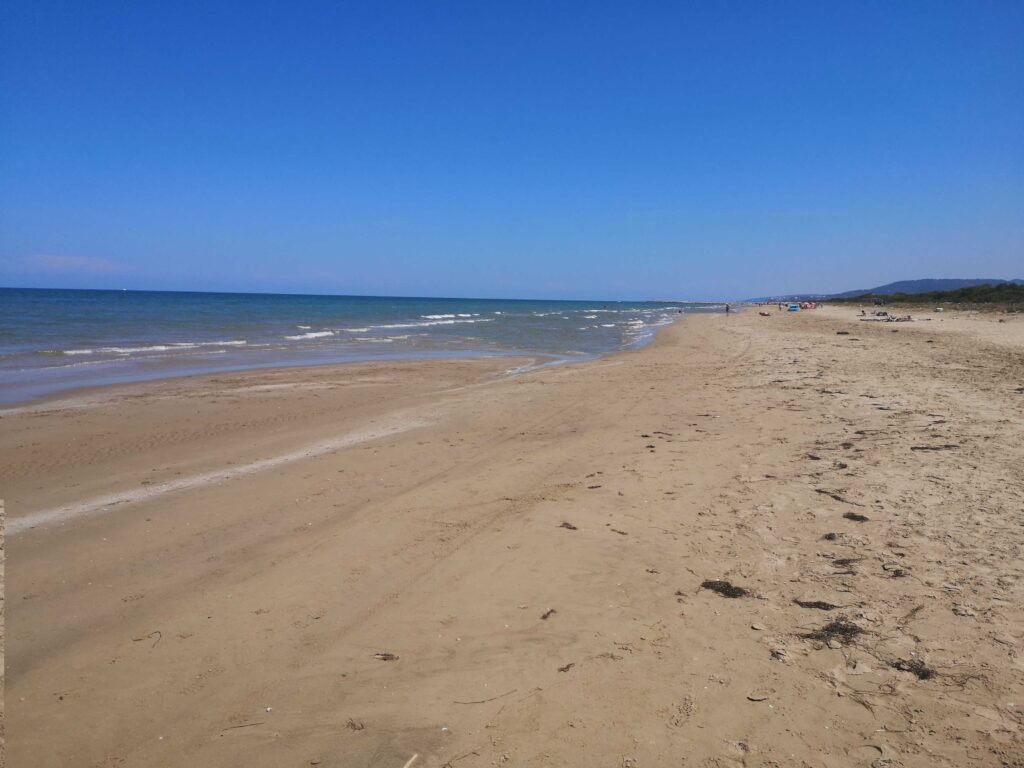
1, 1, 1022, 300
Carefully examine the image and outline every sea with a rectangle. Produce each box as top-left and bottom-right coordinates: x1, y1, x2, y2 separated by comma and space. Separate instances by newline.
0, 288, 723, 405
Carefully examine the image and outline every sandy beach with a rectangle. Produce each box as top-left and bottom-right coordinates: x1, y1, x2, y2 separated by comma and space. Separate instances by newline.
4, 307, 1023, 767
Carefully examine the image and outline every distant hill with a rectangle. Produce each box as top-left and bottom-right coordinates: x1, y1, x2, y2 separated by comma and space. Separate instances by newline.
748, 278, 1023, 303
832, 278, 1024, 298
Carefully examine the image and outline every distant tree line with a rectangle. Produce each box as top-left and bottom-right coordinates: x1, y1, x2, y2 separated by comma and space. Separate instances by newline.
834, 282, 1024, 306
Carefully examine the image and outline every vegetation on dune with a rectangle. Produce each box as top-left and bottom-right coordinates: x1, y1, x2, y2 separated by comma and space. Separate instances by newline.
834, 282, 1024, 306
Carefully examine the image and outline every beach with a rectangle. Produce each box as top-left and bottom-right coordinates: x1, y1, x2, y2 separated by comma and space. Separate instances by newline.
4, 306, 1023, 766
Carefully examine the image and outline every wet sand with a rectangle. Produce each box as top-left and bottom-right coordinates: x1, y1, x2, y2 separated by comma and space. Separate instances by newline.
4, 307, 1023, 767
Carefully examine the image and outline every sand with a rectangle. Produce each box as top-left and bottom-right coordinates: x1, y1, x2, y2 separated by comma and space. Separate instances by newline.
3, 307, 1023, 767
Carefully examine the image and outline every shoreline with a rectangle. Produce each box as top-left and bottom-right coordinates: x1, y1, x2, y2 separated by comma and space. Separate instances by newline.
0, 287, 696, 410
4, 316, 686, 533
6, 307, 1023, 767
0, 349, 554, 412
0, 349, 548, 415
0, 314, 683, 413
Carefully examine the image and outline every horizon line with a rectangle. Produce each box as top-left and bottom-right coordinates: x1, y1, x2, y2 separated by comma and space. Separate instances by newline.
0, 284, 726, 305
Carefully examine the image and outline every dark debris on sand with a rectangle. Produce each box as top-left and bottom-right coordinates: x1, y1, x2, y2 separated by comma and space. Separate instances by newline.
891, 658, 935, 680
843, 512, 870, 522
701, 580, 749, 598
794, 599, 840, 611
801, 617, 864, 645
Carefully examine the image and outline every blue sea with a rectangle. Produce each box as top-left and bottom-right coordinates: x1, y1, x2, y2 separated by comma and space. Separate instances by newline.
0, 288, 722, 405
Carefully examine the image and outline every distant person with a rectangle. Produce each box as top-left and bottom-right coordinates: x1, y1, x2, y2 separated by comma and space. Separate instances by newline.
725, 303, 731, 314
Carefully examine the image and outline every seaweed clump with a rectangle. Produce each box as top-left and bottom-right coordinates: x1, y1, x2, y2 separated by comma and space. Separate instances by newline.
701, 580, 749, 598
891, 658, 935, 680
801, 617, 864, 645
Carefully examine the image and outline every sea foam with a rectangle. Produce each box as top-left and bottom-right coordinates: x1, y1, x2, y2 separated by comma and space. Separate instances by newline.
284, 331, 335, 340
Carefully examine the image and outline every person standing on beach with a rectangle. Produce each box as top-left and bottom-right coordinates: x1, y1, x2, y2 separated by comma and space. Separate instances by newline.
725, 303, 731, 314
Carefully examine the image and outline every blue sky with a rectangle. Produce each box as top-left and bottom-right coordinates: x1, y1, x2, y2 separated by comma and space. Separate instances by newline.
2, 1, 1021, 300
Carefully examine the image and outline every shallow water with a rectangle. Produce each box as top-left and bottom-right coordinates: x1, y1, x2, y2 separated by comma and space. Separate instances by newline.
0, 288, 721, 404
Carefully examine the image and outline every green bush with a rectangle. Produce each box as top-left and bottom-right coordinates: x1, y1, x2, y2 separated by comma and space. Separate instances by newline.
837, 282, 1024, 306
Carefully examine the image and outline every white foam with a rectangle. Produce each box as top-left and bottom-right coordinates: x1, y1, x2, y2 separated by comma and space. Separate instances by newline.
29, 345, 251, 372
284, 331, 335, 340
371, 318, 495, 330
61, 340, 249, 356
422, 314, 456, 319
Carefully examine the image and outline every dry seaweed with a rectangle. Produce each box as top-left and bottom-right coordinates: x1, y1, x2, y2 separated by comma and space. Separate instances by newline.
801, 617, 864, 645
794, 599, 840, 611
843, 512, 870, 522
701, 580, 749, 598
891, 658, 935, 680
